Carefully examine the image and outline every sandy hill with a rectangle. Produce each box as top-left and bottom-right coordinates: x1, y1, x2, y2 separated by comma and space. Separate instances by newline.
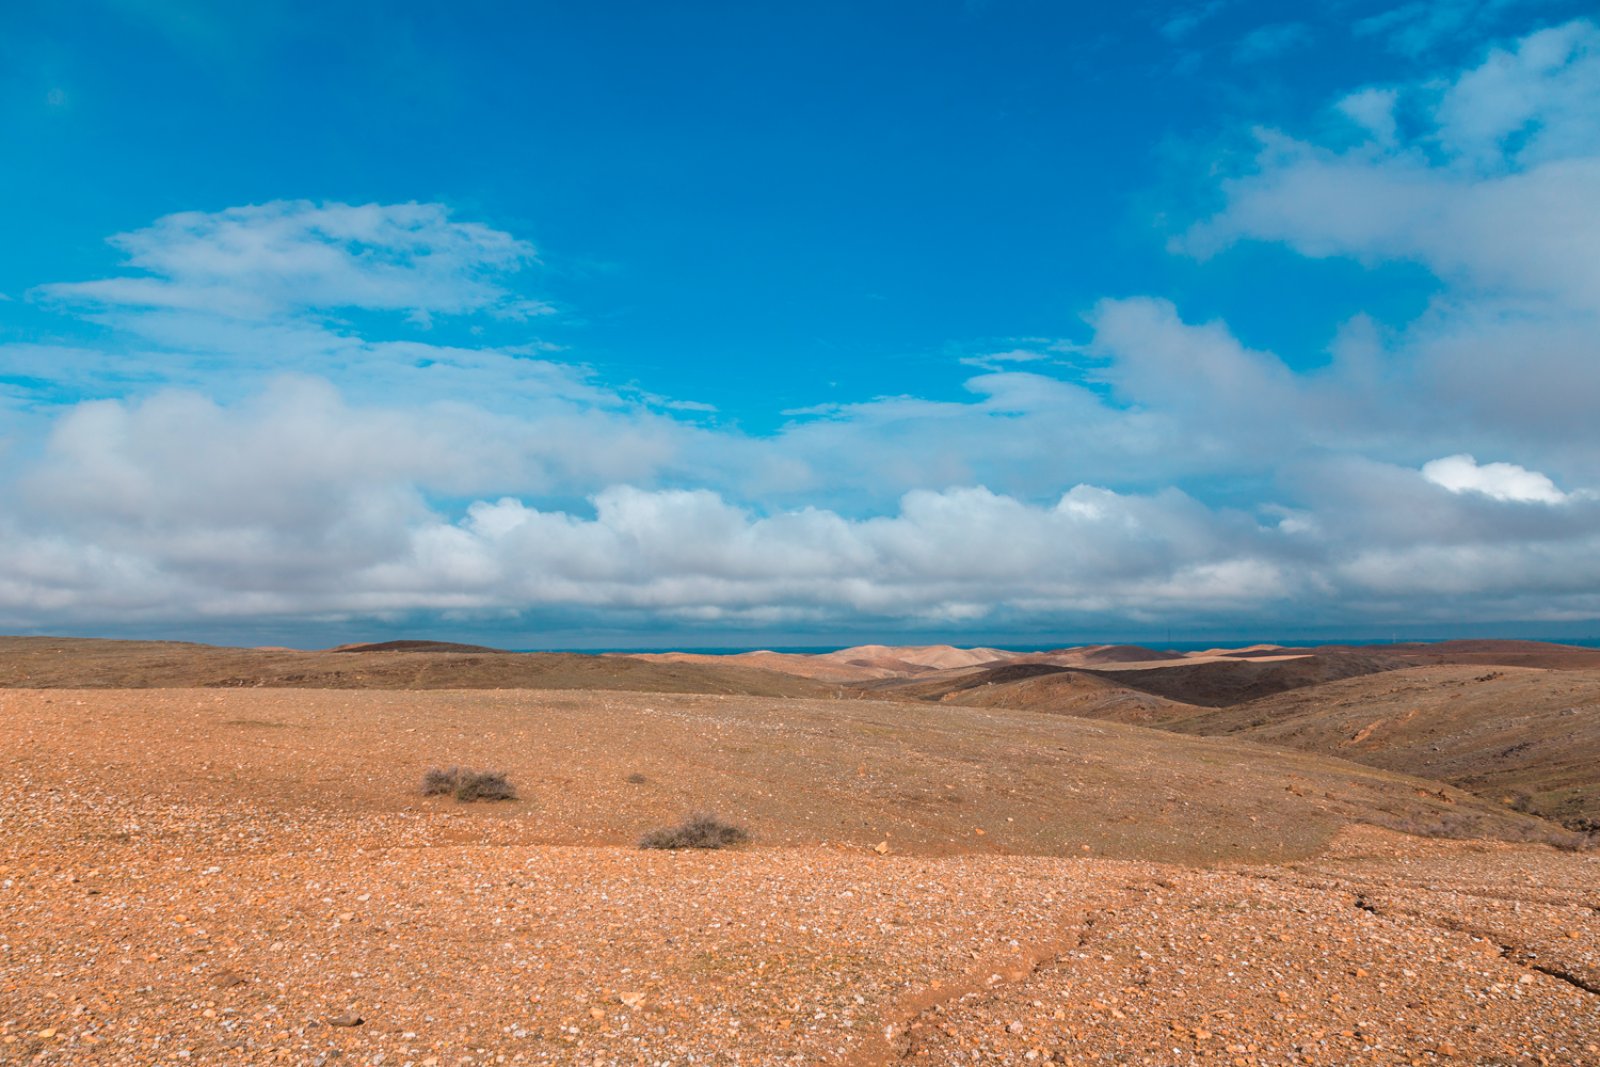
902, 665, 1191, 726
1319, 639, 1600, 670
867, 651, 1409, 712
1164, 664, 1600, 830
618, 645, 1022, 683
1208, 645, 1312, 659
1188, 643, 1295, 658
1029, 643, 1189, 667
0, 637, 832, 698
1363, 639, 1595, 654
1083, 650, 1410, 706
330, 639, 510, 654
855, 643, 1600, 828
818, 643, 1020, 672
620, 649, 903, 683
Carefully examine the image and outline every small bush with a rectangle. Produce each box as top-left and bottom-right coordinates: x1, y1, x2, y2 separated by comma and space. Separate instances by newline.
421, 767, 459, 796
626, 772, 649, 785
639, 812, 749, 850
421, 766, 517, 802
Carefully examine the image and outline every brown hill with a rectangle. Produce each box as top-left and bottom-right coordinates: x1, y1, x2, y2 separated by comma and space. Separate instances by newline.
844, 646, 1420, 723
0, 636, 832, 698
1358, 639, 1594, 655
330, 639, 510, 654
1164, 664, 1600, 829
1210, 644, 1308, 658
920, 667, 1190, 725
1318, 639, 1600, 670
620, 649, 903, 683
619, 645, 1024, 683
817, 643, 1019, 673
0, 684, 1574, 865
851, 662, 1189, 725
1085, 650, 1409, 707
862, 646, 1600, 834
1032, 644, 1188, 666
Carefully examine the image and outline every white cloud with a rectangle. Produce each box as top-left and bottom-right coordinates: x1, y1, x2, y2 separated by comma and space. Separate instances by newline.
5, 19, 1600, 636
1177, 18, 1600, 473
0, 457, 1296, 626
1421, 453, 1568, 503
1184, 20, 1600, 311
35, 200, 539, 321
1336, 87, 1400, 147
6, 429, 1598, 630
1182, 138, 1600, 311
1434, 18, 1600, 166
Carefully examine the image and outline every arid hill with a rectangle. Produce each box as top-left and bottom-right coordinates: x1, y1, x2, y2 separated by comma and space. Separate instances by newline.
614, 644, 1024, 683
2, 636, 1598, 1063
820, 642, 1600, 829
0, 637, 831, 697
618, 649, 900, 683
0, 684, 1574, 866
1030, 643, 1190, 666
854, 652, 1409, 715
329, 639, 510, 654
904, 667, 1193, 726
1321, 639, 1600, 670
1163, 664, 1600, 830
815, 643, 1020, 675
1082, 650, 1412, 707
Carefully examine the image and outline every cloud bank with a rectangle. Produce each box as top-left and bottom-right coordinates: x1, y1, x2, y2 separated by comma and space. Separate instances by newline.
3, 19, 1598, 640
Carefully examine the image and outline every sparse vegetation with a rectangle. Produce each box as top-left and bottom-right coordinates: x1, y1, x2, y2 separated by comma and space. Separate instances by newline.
1363, 810, 1594, 851
421, 766, 517, 802
639, 812, 749, 850
626, 772, 649, 784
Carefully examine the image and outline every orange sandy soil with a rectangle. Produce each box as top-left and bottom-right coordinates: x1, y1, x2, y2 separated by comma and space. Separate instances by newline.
2, 687, 1597, 1066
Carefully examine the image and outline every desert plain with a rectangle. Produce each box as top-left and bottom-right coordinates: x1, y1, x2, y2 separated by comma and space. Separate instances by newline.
2, 636, 1598, 1065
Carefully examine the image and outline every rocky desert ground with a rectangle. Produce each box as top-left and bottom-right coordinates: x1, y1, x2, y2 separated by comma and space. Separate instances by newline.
2, 637, 1598, 1065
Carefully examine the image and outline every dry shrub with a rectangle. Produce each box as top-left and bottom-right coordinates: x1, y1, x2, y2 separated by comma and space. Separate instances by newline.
421, 767, 517, 802
421, 767, 459, 796
639, 812, 749, 850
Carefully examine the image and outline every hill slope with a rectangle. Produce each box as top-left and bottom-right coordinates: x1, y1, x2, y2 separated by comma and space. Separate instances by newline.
1165, 664, 1600, 829
0, 684, 1579, 864
0, 637, 833, 697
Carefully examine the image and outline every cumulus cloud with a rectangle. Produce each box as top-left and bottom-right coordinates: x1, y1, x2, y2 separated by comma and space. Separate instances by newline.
1185, 20, 1600, 306
1421, 453, 1569, 503
5, 428, 1598, 631
1179, 18, 1600, 473
4, 20, 1600, 637
1434, 19, 1600, 166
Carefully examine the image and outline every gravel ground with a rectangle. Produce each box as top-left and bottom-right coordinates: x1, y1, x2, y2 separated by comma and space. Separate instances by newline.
2, 688, 1596, 1065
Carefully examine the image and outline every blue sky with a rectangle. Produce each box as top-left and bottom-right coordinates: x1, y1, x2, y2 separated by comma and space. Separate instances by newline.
3, 0, 1599, 647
